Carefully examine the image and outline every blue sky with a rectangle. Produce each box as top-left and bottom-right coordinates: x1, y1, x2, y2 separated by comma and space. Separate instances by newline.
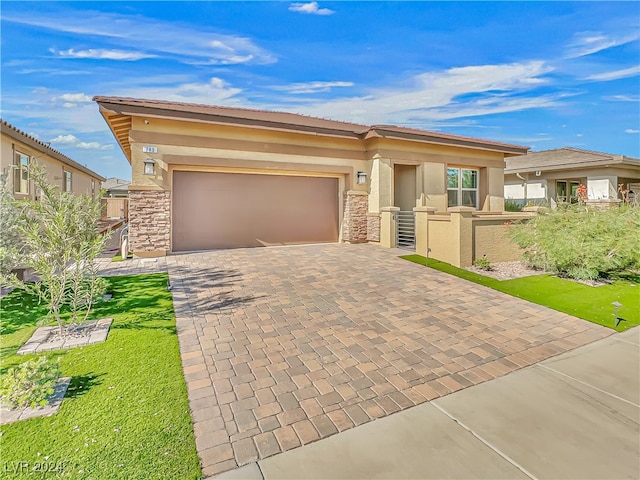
2, 1, 639, 180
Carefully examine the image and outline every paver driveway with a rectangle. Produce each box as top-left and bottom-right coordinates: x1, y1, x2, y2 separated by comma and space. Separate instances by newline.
166, 243, 610, 477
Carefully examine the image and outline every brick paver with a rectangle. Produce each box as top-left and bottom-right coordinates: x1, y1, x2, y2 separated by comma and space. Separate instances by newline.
166, 243, 611, 475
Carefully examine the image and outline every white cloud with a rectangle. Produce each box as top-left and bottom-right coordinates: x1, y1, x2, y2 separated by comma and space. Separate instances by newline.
625, 129, 640, 134
49, 133, 112, 150
566, 31, 639, 58
289, 2, 335, 15
603, 94, 640, 102
53, 48, 155, 61
77, 141, 113, 150
6, 10, 275, 66
120, 77, 242, 105
271, 81, 354, 94
56, 93, 92, 103
50, 134, 79, 144
291, 61, 558, 124
585, 66, 640, 81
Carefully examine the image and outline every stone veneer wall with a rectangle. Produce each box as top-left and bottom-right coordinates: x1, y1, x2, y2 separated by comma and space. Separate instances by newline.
367, 213, 381, 242
342, 191, 368, 243
128, 190, 171, 253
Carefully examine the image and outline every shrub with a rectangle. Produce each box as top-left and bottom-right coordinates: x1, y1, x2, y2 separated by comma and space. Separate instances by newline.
473, 255, 493, 271
0, 357, 62, 409
509, 205, 640, 280
504, 199, 523, 212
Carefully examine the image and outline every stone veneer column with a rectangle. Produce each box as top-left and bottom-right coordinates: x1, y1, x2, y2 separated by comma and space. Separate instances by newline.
342, 191, 368, 243
128, 190, 171, 256
366, 213, 381, 242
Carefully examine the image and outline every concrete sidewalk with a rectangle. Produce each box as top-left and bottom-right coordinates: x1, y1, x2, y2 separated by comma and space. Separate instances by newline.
213, 327, 639, 480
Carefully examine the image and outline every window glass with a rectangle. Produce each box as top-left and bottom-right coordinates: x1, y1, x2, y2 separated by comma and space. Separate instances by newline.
14, 152, 29, 194
556, 181, 567, 202
447, 190, 458, 207
64, 171, 72, 192
461, 169, 477, 189
462, 190, 477, 207
447, 168, 459, 188
447, 167, 479, 208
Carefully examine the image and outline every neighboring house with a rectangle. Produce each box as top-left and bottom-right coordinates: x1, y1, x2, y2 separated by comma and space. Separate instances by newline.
1, 119, 105, 200
102, 177, 131, 197
505, 147, 640, 208
94, 96, 528, 260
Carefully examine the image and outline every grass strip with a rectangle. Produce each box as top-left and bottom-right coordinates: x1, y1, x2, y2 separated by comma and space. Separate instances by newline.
401, 254, 639, 332
0, 273, 201, 479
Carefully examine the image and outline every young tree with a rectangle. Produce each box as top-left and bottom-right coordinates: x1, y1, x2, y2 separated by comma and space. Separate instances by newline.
15, 166, 107, 335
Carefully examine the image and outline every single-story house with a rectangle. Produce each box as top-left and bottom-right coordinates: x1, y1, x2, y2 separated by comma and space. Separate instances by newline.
102, 177, 131, 198
1, 119, 105, 200
505, 147, 640, 208
94, 96, 529, 261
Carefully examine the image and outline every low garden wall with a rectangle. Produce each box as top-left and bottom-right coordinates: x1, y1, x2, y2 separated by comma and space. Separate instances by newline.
413, 207, 534, 267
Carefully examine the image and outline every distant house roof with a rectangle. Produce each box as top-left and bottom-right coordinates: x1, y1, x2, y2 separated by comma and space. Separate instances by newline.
1, 119, 106, 181
505, 147, 640, 174
93, 96, 530, 159
102, 177, 131, 193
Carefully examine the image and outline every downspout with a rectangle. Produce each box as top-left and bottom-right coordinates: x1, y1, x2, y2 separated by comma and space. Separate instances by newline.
516, 172, 527, 203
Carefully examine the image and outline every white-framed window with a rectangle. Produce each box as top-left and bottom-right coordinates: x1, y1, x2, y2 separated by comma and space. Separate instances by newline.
91, 179, 96, 197
63, 170, 72, 192
13, 152, 29, 194
447, 167, 478, 208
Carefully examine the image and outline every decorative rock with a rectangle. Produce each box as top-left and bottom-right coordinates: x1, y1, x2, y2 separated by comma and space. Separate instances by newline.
17, 319, 113, 355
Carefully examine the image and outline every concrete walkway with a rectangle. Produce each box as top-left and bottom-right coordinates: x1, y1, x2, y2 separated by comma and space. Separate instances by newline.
214, 327, 640, 479
166, 243, 612, 476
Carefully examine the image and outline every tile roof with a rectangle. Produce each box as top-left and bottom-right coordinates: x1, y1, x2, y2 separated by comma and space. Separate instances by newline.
505, 147, 640, 173
1, 119, 105, 181
93, 96, 529, 155
102, 177, 131, 191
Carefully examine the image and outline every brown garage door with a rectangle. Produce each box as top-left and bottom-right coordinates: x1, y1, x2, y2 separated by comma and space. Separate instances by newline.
173, 171, 339, 251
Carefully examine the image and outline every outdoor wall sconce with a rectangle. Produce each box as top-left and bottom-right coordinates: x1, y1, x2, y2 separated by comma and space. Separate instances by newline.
143, 158, 156, 176
356, 171, 367, 185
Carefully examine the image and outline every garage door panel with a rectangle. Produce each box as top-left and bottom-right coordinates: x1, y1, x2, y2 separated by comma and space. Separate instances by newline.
173, 171, 339, 251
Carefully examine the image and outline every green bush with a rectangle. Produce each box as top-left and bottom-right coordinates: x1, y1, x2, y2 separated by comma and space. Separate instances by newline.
509, 205, 640, 280
473, 255, 493, 271
504, 199, 523, 212
0, 357, 61, 409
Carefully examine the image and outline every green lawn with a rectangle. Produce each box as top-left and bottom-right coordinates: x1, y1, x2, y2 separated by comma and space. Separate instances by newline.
0, 274, 201, 479
402, 255, 639, 332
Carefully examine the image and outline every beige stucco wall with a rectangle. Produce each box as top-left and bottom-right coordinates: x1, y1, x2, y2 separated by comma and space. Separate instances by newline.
473, 218, 524, 263
414, 208, 531, 267
394, 164, 417, 211
1, 132, 101, 199
117, 114, 519, 256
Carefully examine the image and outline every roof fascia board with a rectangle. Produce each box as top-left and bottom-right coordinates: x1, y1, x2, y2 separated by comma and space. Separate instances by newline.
505, 159, 631, 173
97, 101, 365, 140
368, 127, 529, 155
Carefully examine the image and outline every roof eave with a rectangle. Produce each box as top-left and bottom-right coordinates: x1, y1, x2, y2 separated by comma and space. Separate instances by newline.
367, 127, 529, 156
95, 99, 367, 143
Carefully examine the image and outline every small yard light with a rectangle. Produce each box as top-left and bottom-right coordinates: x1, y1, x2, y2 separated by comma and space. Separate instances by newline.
143, 158, 156, 176
356, 171, 367, 185
612, 301, 623, 327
